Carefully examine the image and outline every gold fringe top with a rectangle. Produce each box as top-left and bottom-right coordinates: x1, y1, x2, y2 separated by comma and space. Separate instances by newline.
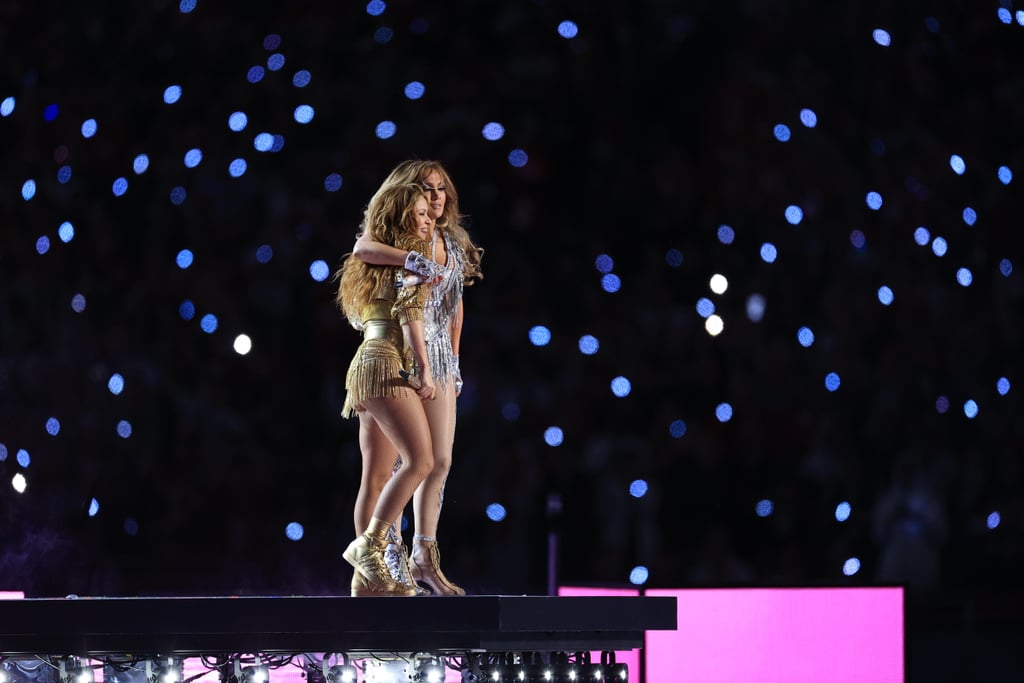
341, 239, 430, 418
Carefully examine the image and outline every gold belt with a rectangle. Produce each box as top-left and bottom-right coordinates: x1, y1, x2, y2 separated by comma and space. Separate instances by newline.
363, 319, 397, 341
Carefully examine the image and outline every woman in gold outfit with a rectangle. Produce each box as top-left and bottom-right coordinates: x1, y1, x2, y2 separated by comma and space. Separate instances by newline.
335, 182, 439, 596
350, 160, 483, 595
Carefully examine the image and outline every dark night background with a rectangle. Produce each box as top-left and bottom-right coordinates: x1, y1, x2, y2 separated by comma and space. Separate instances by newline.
2, 0, 1024, 657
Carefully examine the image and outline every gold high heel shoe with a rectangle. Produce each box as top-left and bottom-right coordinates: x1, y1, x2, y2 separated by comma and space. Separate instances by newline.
343, 517, 418, 597
409, 537, 465, 596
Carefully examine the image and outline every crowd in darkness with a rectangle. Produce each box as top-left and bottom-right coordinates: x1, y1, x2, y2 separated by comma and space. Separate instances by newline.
1, 0, 1023, 599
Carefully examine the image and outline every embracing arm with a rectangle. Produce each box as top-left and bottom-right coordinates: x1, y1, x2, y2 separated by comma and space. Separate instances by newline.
354, 233, 443, 280
352, 233, 408, 266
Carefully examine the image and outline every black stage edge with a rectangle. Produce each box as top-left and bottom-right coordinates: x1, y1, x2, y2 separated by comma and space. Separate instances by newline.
0, 595, 677, 656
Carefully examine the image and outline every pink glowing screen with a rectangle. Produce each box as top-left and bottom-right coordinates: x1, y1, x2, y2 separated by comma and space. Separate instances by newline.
558, 586, 642, 683
0, 591, 25, 599
645, 587, 904, 683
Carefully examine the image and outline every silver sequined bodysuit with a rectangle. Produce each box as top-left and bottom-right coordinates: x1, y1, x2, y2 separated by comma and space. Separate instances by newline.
423, 230, 465, 387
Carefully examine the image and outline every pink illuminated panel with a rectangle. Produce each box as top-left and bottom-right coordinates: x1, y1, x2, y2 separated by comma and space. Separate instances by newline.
558, 586, 641, 683
0, 591, 25, 599
646, 587, 904, 683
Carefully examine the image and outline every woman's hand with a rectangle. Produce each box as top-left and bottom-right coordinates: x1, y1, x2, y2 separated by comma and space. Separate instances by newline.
416, 369, 437, 400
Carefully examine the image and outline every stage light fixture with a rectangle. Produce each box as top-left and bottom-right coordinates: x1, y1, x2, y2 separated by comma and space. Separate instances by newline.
411, 656, 444, 683
146, 658, 183, 683
235, 661, 269, 683
324, 655, 358, 683
59, 659, 94, 683
598, 651, 625, 682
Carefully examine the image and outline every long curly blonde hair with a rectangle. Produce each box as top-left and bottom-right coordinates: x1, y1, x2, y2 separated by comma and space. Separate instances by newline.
334, 183, 427, 328
377, 159, 484, 284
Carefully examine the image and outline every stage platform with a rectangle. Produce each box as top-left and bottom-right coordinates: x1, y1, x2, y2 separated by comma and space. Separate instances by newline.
0, 594, 676, 657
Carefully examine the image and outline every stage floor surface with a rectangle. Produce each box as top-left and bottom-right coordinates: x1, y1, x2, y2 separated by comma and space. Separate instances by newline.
0, 594, 677, 656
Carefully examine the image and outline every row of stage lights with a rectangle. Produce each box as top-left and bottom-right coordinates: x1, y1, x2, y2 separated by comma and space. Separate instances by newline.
0, 653, 626, 683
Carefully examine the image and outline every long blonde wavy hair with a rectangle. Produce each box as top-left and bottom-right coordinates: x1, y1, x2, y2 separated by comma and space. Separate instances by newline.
334, 183, 428, 328
376, 159, 484, 284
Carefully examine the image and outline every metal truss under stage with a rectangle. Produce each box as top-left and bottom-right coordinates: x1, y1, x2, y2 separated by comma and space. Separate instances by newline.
0, 595, 677, 657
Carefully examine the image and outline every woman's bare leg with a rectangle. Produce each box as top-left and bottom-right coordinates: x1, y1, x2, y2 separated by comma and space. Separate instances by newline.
354, 412, 399, 536
409, 382, 464, 594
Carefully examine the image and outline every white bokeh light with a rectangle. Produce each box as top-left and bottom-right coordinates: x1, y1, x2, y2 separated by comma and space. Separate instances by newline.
233, 334, 253, 355
709, 273, 729, 295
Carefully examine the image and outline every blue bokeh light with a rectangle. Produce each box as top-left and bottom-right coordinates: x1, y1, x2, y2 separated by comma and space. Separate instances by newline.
843, 558, 861, 576
696, 297, 715, 318
404, 81, 425, 99
799, 108, 817, 127
36, 236, 50, 255
950, 155, 966, 175
508, 149, 529, 167
913, 226, 930, 245
964, 399, 979, 419
267, 53, 285, 71
610, 376, 632, 397
956, 268, 973, 287
294, 104, 314, 124
285, 522, 304, 541
665, 248, 683, 267
324, 173, 343, 191
482, 122, 505, 141
669, 419, 687, 438
133, 154, 150, 174
229, 159, 247, 177
773, 124, 791, 142
629, 480, 648, 498
872, 28, 892, 46
760, 242, 778, 263
375, 120, 397, 139
557, 20, 579, 39
0, 96, 14, 116
57, 223, 74, 244
366, 0, 386, 15
170, 186, 187, 205
163, 85, 182, 104
544, 426, 564, 446
999, 259, 1013, 276
117, 420, 133, 438
200, 314, 218, 334
578, 335, 599, 355
962, 207, 977, 226
81, 118, 98, 138
528, 325, 551, 346
755, 499, 774, 517
784, 205, 803, 225
629, 566, 649, 585
179, 300, 195, 321
715, 403, 733, 422
931, 237, 947, 257
998, 166, 1013, 184
601, 274, 622, 293
45, 417, 61, 436
108, 373, 125, 395
878, 286, 894, 306
247, 66, 265, 83
717, 224, 735, 244
825, 372, 841, 392
835, 501, 852, 522
797, 326, 815, 347
309, 259, 330, 282
997, 377, 1011, 396
17, 449, 30, 468
293, 70, 311, 88
112, 177, 128, 196
486, 503, 507, 522
176, 249, 194, 269
987, 512, 1001, 530
866, 191, 883, 210
595, 254, 614, 273
256, 245, 273, 263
